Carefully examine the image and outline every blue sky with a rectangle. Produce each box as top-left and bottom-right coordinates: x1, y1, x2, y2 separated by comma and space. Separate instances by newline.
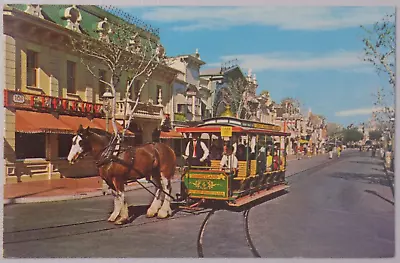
124, 6, 395, 126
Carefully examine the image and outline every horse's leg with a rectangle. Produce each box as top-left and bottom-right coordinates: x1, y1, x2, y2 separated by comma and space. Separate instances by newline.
107, 189, 120, 222
114, 181, 129, 225
107, 178, 126, 223
114, 192, 129, 225
146, 176, 163, 218
157, 176, 172, 219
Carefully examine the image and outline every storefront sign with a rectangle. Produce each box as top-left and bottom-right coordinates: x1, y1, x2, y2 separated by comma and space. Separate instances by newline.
4, 90, 104, 117
12, 93, 25, 104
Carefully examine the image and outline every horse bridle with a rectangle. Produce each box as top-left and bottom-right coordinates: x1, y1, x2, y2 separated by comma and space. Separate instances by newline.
74, 131, 92, 160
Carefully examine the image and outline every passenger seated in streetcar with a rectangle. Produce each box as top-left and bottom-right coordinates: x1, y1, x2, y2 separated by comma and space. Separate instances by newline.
257, 146, 266, 175
272, 150, 281, 171
249, 135, 257, 159
183, 133, 209, 167
266, 148, 273, 172
220, 145, 238, 173
236, 144, 247, 161
209, 140, 222, 160
231, 135, 238, 156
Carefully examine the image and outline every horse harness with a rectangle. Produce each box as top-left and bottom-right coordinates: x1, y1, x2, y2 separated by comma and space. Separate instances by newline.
95, 135, 177, 201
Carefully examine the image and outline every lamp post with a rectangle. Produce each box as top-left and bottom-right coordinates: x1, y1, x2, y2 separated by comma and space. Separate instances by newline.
101, 87, 114, 195
102, 87, 114, 133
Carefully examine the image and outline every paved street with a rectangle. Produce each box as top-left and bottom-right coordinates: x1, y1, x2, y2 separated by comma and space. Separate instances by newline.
3, 150, 394, 258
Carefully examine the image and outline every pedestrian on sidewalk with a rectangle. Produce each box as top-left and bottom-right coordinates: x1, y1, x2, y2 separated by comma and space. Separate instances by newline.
328, 144, 333, 159
337, 145, 341, 158
295, 142, 301, 160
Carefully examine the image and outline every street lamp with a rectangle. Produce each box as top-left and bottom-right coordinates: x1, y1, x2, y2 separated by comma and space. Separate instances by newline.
102, 87, 114, 133
101, 87, 114, 195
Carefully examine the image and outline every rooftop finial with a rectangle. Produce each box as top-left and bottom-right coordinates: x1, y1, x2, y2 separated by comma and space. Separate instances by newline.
247, 68, 252, 77
220, 105, 234, 117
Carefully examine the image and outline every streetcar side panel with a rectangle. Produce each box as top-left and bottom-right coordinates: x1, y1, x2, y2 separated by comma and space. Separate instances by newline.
184, 169, 230, 200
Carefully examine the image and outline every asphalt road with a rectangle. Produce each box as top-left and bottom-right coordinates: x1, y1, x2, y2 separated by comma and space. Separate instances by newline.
3, 150, 395, 258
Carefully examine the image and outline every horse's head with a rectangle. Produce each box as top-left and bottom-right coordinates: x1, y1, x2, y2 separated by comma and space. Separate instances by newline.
68, 125, 93, 164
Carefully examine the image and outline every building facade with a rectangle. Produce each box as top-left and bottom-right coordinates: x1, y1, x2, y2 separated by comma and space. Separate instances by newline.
167, 50, 208, 127
3, 4, 177, 183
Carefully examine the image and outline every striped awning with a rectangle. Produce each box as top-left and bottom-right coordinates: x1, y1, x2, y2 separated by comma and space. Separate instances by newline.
15, 110, 73, 134
15, 110, 133, 135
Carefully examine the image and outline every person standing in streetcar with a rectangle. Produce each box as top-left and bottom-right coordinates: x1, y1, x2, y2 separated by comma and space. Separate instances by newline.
257, 145, 267, 175
183, 133, 209, 167
220, 145, 238, 174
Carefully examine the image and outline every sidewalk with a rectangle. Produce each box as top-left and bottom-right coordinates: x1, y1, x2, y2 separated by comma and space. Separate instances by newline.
3, 176, 155, 205
3, 153, 326, 204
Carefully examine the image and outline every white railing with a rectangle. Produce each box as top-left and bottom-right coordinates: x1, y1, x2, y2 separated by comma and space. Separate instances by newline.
115, 100, 163, 120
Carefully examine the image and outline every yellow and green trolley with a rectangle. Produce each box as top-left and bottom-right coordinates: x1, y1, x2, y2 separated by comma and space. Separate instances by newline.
176, 116, 291, 208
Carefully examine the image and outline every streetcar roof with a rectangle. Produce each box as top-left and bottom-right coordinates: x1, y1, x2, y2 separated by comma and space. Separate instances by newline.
176, 116, 290, 136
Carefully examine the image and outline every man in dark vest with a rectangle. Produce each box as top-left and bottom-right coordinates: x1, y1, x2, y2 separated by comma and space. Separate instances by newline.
183, 133, 209, 167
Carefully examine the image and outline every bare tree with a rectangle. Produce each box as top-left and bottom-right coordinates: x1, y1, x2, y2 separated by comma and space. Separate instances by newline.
361, 13, 395, 129
280, 97, 303, 115
69, 16, 167, 137
213, 77, 254, 118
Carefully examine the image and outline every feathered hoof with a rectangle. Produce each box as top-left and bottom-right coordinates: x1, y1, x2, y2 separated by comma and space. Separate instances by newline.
146, 209, 158, 218
157, 208, 172, 219
108, 214, 119, 222
114, 217, 128, 225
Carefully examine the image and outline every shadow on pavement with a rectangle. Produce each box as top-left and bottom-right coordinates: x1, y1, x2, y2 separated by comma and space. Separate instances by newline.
349, 160, 384, 166
126, 205, 150, 223
5, 187, 66, 206
364, 190, 394, 206
330, 172, 391, 187
371, 167, 385, 173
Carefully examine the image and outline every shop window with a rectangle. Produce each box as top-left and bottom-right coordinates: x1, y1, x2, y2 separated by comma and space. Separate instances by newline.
177, 104, 185, 113
58, 134, 73, 158
99, 69, 107, 97
67, 60, 76, 93
15, 133, 46, 159
26, 50, 38, 87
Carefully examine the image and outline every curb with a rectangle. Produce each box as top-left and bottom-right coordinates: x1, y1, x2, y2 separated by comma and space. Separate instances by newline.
383, 166, 395, 198
3, 179, 180, 205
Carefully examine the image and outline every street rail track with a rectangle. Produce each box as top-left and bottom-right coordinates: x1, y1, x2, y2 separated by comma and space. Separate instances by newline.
3, 211, 198, 244
4, 153, 354, 257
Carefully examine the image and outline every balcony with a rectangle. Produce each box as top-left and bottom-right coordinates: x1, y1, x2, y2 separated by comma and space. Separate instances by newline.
115, 99, 163, 120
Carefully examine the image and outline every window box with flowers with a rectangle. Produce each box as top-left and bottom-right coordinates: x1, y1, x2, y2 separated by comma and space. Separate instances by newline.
174, 112, 187, 121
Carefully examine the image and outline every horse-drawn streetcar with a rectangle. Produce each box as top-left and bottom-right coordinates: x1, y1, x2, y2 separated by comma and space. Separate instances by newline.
176, 116, 291, 209
67, 114, 290, 226
66, 112, 291, 257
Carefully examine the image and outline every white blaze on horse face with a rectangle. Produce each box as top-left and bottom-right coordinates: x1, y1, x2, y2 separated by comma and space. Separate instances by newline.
68, 135, 83, 164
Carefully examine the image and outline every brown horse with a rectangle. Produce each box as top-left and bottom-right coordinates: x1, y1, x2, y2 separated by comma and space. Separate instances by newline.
67, 125, 177, 225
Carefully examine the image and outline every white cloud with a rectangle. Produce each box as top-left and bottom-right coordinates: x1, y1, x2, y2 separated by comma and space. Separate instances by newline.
140, 6, 393, 31
335, 107, 389, 117
207, 50, 371, 72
